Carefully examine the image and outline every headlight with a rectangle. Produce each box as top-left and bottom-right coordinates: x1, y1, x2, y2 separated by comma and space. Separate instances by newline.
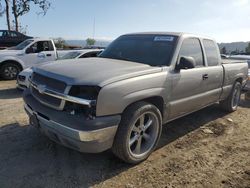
68, 86, 101, 100
64, 86, 101, 119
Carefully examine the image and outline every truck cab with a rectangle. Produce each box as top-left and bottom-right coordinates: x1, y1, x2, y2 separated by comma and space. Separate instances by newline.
0, 38, 57, 79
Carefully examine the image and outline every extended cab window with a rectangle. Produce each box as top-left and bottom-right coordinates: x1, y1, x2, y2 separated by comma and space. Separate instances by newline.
179, 38, 204, 67
203, 39, 220, 66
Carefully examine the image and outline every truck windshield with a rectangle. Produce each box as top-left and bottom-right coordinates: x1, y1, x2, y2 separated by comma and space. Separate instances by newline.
99, 35, 178, 66
10, 39, 34, 50
60, 51, 82, 60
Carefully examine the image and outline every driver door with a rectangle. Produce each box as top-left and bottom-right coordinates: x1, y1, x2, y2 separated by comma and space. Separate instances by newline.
168, 38, 209, 120
22, 41, 56, 68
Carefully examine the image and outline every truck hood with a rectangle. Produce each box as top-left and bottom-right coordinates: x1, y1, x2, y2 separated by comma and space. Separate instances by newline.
34, 57, 163, 87
0, 49, 21, 56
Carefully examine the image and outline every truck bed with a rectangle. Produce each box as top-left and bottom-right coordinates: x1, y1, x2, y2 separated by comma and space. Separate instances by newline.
222, 59, 247, 64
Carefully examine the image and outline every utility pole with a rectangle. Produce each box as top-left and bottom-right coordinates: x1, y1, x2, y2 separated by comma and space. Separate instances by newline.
93, 17, 95, 39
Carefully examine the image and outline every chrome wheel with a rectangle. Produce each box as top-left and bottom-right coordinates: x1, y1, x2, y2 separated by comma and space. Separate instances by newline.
128, 112, 159, 158
4, 66, 18, 79
231, 84, 241, 108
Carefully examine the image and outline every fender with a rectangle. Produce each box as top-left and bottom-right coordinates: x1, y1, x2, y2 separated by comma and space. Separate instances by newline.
0, 56, 25, 70
96, 87, 167, 116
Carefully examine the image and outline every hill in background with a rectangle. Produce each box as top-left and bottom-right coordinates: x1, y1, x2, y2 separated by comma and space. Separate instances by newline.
65, 39, 112, 48
218, 42, 249, 53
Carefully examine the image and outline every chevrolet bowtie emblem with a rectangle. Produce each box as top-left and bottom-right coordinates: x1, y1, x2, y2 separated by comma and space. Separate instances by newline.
37, 84, 46, 94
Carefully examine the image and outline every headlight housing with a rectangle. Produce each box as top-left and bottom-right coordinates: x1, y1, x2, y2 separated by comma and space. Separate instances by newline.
64, 86, 101, 119
68, 85, 101, 100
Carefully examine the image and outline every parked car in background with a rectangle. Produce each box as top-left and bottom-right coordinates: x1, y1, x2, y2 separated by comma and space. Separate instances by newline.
17, 49, 102, 89
0, 38, 58, 79
59, 49, 102, 60
23, 32, 248, 164
0, 30, 32, 49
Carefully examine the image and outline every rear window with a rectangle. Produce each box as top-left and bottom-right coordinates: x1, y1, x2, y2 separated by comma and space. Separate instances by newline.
203, 39, 220, 66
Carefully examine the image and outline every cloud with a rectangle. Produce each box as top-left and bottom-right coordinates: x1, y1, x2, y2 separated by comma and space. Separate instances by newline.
233, 0, 250, 6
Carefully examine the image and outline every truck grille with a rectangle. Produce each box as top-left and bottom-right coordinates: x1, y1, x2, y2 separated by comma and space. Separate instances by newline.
32, 72, 66, 93
30, 72, 68, 110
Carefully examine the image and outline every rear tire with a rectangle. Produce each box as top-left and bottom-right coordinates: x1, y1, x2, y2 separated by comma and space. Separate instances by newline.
220, 82, 242, 112
1, 63, 21, 80
112, 101, 162, 164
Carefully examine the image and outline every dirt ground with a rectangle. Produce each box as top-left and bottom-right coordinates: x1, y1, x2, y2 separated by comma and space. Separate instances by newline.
0, 80, 249, 188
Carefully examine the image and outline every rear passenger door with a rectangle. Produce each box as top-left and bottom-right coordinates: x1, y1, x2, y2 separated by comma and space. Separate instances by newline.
201, 39, 224, 104
168, 38, 212, 119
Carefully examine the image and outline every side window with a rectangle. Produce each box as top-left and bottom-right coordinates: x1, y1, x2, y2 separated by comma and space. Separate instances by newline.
179, 38, 204, 67
79, 51, 98, 58
28, 41, 54, 53
1, 31, 8, 37
47, 41, 54, 51
203, 39, 220, 66
9, 31, 18, 37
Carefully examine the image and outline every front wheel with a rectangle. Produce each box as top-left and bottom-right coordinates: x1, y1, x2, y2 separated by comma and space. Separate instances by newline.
112, 102, 162, 164
1, 63, 21, 80
220, 82, 242, 112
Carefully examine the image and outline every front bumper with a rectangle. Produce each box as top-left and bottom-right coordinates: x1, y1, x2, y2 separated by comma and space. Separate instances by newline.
16, 75, 29, 90
23, 91, 121, 153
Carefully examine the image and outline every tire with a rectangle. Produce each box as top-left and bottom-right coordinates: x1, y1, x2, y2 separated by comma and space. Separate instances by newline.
1, 63, 21, 80
112, 101, 162, 164
245, 91, 250, 101
220, 82, 242, 112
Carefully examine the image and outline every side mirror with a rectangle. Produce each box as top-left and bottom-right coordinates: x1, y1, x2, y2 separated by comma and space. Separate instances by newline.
25, 47, 33, 54
176, 56, 196, 70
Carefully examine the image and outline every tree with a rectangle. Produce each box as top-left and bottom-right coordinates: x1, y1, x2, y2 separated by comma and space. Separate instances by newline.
220, 46, 227, 54
12, 0, 51, 31
0, 1, 4, 16
86, 38, 96, 46
54, 38, 66, 49
246, 42, 250, 55
4, 0, 11, 30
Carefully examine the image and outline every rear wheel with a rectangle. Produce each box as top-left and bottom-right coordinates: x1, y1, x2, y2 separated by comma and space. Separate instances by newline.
1, 63, 21, 80
112, 102, 162, 164
220, 82, 242, 112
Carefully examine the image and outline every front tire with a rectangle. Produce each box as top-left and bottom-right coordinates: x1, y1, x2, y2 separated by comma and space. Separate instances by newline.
112, 102, 162, 164
220, 82, 242, 112
1, 63, 21, 80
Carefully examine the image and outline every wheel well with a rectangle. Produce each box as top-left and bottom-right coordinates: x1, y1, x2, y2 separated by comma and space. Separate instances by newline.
124, 96, 165, 116
0, 60, 23, 71
235, 77, 243, 84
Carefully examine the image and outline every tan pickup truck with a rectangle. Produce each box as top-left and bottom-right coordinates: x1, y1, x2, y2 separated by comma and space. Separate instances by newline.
23, 32, 248, 164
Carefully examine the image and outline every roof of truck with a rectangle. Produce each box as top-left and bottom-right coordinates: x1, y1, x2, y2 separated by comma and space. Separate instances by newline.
123, 32, 215, 41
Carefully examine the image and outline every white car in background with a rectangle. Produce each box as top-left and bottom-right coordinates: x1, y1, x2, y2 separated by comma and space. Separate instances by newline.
16, 49, 102, 89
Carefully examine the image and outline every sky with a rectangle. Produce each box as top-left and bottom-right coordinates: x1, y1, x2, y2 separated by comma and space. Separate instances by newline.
1, 0, 250, 42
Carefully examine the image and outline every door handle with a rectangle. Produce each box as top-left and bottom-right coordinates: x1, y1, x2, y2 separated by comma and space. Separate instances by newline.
202, 74, 209, 80
46, 54, 52, 57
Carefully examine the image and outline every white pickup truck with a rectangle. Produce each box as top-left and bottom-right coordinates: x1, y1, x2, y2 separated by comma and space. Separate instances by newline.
0, 38, 58, 80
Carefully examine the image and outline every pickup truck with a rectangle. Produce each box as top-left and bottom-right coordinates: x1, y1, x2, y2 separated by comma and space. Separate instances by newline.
23, 32, 248, 164
0, 38, 57, 79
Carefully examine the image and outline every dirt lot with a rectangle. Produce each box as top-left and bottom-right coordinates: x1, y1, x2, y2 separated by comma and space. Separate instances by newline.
0, 81, 249, 188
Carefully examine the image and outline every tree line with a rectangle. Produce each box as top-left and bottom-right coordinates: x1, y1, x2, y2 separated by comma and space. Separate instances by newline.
220, 43, 250, 55
0, 0, 51, 32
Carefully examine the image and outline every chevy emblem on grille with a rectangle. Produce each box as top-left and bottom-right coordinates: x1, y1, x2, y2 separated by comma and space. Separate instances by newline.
37, 84, 46, 94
